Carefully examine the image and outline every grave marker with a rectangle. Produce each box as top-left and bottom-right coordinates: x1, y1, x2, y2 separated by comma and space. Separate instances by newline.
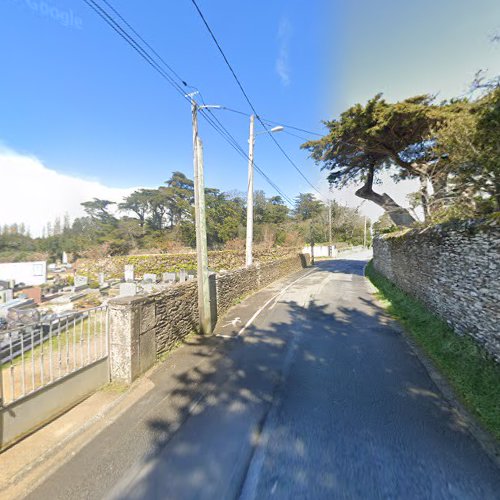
124, 265, 134, 282
74, 275, 88, 287
119, 282, 137, 297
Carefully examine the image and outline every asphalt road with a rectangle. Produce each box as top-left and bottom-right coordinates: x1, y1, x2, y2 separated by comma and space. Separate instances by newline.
28, 255, 500, 499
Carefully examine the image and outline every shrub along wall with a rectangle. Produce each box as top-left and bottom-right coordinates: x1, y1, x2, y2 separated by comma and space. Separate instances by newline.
372, 218, 500, 361
76, 248, 300, 281
108, 253, 310, 382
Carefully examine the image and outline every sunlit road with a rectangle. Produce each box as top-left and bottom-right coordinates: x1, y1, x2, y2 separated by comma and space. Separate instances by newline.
29, 255, 500, 499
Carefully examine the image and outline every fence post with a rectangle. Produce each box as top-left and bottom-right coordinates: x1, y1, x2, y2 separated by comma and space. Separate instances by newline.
108, 297, 141, 384
108, 296, 158, 384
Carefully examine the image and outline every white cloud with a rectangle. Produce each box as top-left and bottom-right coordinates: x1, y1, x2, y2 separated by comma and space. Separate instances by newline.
0, 148, 139, 236
317, 167, 422, 222
276, 17, 292, 86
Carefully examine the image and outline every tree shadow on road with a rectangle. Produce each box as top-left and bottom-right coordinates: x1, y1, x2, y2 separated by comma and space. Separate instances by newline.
314, 258, 368, 276
112, 295, 500, 499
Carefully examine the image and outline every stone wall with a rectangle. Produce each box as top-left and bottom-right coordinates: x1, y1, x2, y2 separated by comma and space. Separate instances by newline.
373, 218, 500, 361
216, 254, 309, 317
75, 248, 300, 281
108, 253, 310, 382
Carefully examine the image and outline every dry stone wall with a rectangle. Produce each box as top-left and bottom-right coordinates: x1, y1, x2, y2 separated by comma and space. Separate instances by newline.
108, 253, 310, 381
373, 218, 500, 361
216, 254, 309, 317
76, 248, 300, 281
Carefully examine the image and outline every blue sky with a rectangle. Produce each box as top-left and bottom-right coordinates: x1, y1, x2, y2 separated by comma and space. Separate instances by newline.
0, 0, 330, 193
1, 0, 499, 233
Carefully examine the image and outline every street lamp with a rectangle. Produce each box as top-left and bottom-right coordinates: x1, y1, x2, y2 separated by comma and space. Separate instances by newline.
246, 115, 284, 267
265, 126, 284, 134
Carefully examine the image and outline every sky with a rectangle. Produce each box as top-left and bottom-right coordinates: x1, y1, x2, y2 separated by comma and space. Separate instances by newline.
1, 0, 499, 235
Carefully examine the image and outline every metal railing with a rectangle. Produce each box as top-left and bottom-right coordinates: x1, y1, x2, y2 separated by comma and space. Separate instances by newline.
0, 305, 108, 406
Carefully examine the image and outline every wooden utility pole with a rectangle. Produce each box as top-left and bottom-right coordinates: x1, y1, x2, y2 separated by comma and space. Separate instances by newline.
245, 114, 255, 267
328, 200, 332, 242
191, 99, 212, 334
328, 200, 333, 257
310, 220, 315, 265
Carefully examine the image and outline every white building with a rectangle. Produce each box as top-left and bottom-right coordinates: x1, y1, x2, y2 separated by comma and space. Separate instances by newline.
0, 261, 47, 286
302, 245, 337, 258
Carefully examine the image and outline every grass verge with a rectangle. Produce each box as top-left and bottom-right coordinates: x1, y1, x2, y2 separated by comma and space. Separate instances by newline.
365, 260, 500, 441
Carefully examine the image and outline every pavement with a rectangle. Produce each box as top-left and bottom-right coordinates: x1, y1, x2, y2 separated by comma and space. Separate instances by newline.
12, 253, 500, 499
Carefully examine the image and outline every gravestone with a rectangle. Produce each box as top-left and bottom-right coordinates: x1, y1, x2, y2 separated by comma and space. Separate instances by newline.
74, 275, 88, 287
119, 282, 137, 297
187, 274, 194, 281
142, 283, 154, 293
178, 269, 187, 283
98, 273, 106, 286
162, 272, 176, 283
0, 289, 13, 304
62, 251, 68, 265
143, 273, 157, 283
124, 265, 134, 282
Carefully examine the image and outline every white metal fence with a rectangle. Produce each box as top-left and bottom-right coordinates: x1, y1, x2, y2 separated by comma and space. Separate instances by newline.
0, 306, 108, 406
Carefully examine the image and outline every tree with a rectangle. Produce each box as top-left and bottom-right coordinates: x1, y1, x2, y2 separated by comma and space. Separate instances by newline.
263, 196, 289, 224
434, 82, 500, 215
119, 190, 151, 227
165, 171, 194, 228
302, 94, 460, 226
81, 198, 116, 225
53, 217, 62, 236
294, 193, 323, 220
63, 213, 71, 233
146, 188, 170, 230
205, 190, 244, 246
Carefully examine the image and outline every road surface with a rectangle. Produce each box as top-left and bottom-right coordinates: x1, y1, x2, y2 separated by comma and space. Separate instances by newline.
28, 255, 500, 499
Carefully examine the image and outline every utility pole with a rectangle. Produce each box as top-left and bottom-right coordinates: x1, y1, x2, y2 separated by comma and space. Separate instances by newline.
245, 114, 255, 267
363, 216, 367, 248
310, 220, 315, 265
191, 98, 212, 334
328, 200, 333, 257
328, 200, 332, 242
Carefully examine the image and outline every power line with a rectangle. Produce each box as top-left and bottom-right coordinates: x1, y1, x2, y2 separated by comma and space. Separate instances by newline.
189, 0, 323, 197
260, 119, 323, 138
81, 0, 293, 204
82, 0, 187, 98
223, 107, 323, 137
283, 130, 314, 142
195, 91, 295, 205
100, 0, 189, 87
199, 107, 295, 205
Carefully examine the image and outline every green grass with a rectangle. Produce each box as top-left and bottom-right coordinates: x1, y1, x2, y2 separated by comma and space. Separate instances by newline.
365, 260, 500, 441
6, 317, 104, 365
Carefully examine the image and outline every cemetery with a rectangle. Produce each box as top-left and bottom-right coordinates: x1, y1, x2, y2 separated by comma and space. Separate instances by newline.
0, 256, 200, 331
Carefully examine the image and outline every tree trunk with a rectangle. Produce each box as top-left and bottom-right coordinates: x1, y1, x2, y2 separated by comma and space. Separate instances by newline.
420, 175, 429, 221
355, 166, 416, 227
428, 174, 448, 213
